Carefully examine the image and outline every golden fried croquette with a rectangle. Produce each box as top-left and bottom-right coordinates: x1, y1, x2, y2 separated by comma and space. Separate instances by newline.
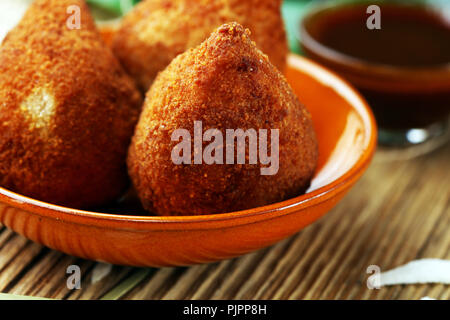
112, 0, 288, 91
0, 0, 142, 208
127, 22, 318, 216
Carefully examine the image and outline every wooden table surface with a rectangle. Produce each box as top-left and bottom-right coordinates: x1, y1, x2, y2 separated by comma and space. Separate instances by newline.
0, 141, 449, 300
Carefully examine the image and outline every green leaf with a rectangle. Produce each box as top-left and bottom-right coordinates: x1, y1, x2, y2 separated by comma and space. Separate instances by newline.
87, 0, 140, 15
101, 268, 153, 300
0, 293, 52, 300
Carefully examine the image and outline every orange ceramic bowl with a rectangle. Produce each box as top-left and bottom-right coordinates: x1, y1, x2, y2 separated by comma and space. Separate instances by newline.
0, 54, 377, 267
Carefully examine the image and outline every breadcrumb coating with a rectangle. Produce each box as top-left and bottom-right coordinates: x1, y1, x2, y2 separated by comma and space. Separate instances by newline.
128, 23, 318, 216
0, 0, 142, 208
112, 0, 288, 91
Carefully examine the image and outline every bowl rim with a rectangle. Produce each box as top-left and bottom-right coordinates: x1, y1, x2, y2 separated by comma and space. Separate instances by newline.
298, 0, 450, 82
0, 54, 377, 229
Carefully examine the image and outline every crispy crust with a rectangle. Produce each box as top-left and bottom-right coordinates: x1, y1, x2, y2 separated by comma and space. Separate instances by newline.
0, 0, 142, 208
128, 23, 318, 216
112, 0, 288, 91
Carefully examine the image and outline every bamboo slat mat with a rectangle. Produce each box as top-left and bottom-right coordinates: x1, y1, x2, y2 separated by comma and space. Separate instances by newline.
0, 142, 449, 300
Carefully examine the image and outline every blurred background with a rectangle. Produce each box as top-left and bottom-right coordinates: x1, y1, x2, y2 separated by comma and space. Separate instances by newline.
83, 0, 450, 52
2, 0, 448, 50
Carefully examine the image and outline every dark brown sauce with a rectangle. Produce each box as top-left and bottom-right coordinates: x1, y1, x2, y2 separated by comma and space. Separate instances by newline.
302, 3, 450, 131
316, 4, 450, 67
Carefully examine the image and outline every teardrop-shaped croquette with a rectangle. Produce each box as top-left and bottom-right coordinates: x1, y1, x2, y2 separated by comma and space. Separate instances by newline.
0, 0, 142, 208
112, 0, 288, 91
128, 23, 318, 216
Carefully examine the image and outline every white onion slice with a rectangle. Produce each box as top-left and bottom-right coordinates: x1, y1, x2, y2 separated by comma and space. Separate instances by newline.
378, 259, 450, 286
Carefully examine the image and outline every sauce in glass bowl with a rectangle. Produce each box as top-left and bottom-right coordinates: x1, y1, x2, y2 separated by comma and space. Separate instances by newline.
300, 1, 450, 146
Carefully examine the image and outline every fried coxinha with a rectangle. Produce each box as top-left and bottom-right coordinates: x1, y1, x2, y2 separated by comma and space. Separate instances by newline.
112, 0, 288, 91
0, 0, 142, 208
128, 23, 318, 216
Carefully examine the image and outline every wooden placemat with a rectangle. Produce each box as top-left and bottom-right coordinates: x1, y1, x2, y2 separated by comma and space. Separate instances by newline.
0, 142, 449, 300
